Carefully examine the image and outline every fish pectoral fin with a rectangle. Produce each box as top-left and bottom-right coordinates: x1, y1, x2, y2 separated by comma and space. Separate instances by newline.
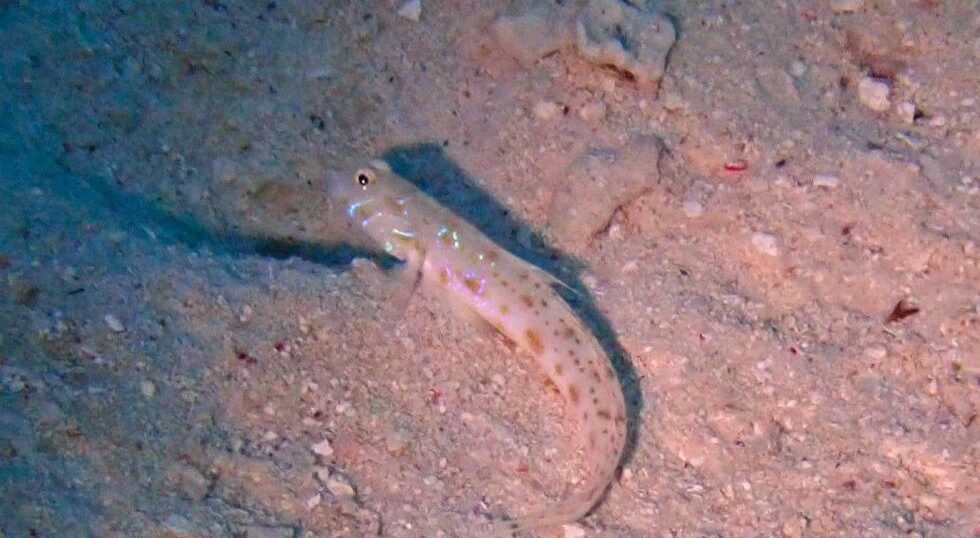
381, 251, 425, 327
507, 252, 580, 296
457, 303, 501, 341
424, 285, 503, 342
535, 265, 580, 296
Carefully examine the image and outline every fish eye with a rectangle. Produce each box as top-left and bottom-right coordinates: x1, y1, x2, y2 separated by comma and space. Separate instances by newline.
354, 168, 376, 187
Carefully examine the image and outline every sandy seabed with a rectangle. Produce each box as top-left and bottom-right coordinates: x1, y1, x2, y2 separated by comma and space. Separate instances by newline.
1, 1, 977, 537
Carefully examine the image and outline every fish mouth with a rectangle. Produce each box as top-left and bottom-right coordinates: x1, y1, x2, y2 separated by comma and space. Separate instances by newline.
323, 169, 352, 202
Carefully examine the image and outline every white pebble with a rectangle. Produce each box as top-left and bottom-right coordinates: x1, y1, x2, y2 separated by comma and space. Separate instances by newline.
662, 92, 685, 112
386, 429, 412, 455
621, 467, 635, 483
305, 492, 322, 509
864, 345, 887, 360
306, 65, 333, 79
918, 492, 940, 511
831, 0, 865, 13
751, 232, 780, 257
562, 523, 587, 538
516, 227, 534, 250
813, 174, 840, 188
313, 467, 332, 483
140, 380, 156, 398
311, 439, 334, 458
326, 476, 356, 498
164, 514, 195, 534
789, 60, 807, 78
682, 200, 704, 217
397, 0, 421, 21
533, 101, 561, 121
857, 76, 891, 112
898, 101, 916, 123
104, 314, 125, 332
578, 100, 607, 122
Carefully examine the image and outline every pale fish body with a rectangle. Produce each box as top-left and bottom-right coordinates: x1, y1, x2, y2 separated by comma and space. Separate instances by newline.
326, 160, 627, 534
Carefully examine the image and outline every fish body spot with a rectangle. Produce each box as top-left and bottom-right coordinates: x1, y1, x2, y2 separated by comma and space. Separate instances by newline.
385, 197, 407, 213
437, 226, 461, 249
520, 294, 534, 308
392, 228, 416, 245
499, 304, 510, 314
525, 328, 545, 354
568, 384, 580, 405
463, 276, 483, 295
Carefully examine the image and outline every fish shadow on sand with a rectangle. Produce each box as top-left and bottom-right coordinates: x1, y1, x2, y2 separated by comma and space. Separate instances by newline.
65, 169, 389, 270
381, 142, 644, 472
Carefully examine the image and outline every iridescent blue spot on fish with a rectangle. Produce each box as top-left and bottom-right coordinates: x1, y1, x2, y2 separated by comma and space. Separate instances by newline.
437, 226, 461, 249
347, 199, 372, 219
392, 228, 415, 239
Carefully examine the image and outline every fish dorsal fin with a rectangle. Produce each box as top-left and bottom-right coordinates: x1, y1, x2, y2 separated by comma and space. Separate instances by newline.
367, 159, 392, 172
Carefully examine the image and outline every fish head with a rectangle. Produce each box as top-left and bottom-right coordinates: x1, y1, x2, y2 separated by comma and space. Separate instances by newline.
325, 159, 420, 259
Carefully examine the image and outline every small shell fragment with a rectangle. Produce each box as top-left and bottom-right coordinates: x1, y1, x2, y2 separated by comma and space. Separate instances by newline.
397, 0, 421, 22
311, 439, 334, 458
326, 476, 356, 498
104, 314, 125, 332
751, 232, 779, 257
886, 298, 920, 323
682, 200, 704, 217
813, 174, 840, 188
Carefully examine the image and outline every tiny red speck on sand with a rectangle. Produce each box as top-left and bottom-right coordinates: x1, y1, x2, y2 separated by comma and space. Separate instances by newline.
724, 160, 748, 172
